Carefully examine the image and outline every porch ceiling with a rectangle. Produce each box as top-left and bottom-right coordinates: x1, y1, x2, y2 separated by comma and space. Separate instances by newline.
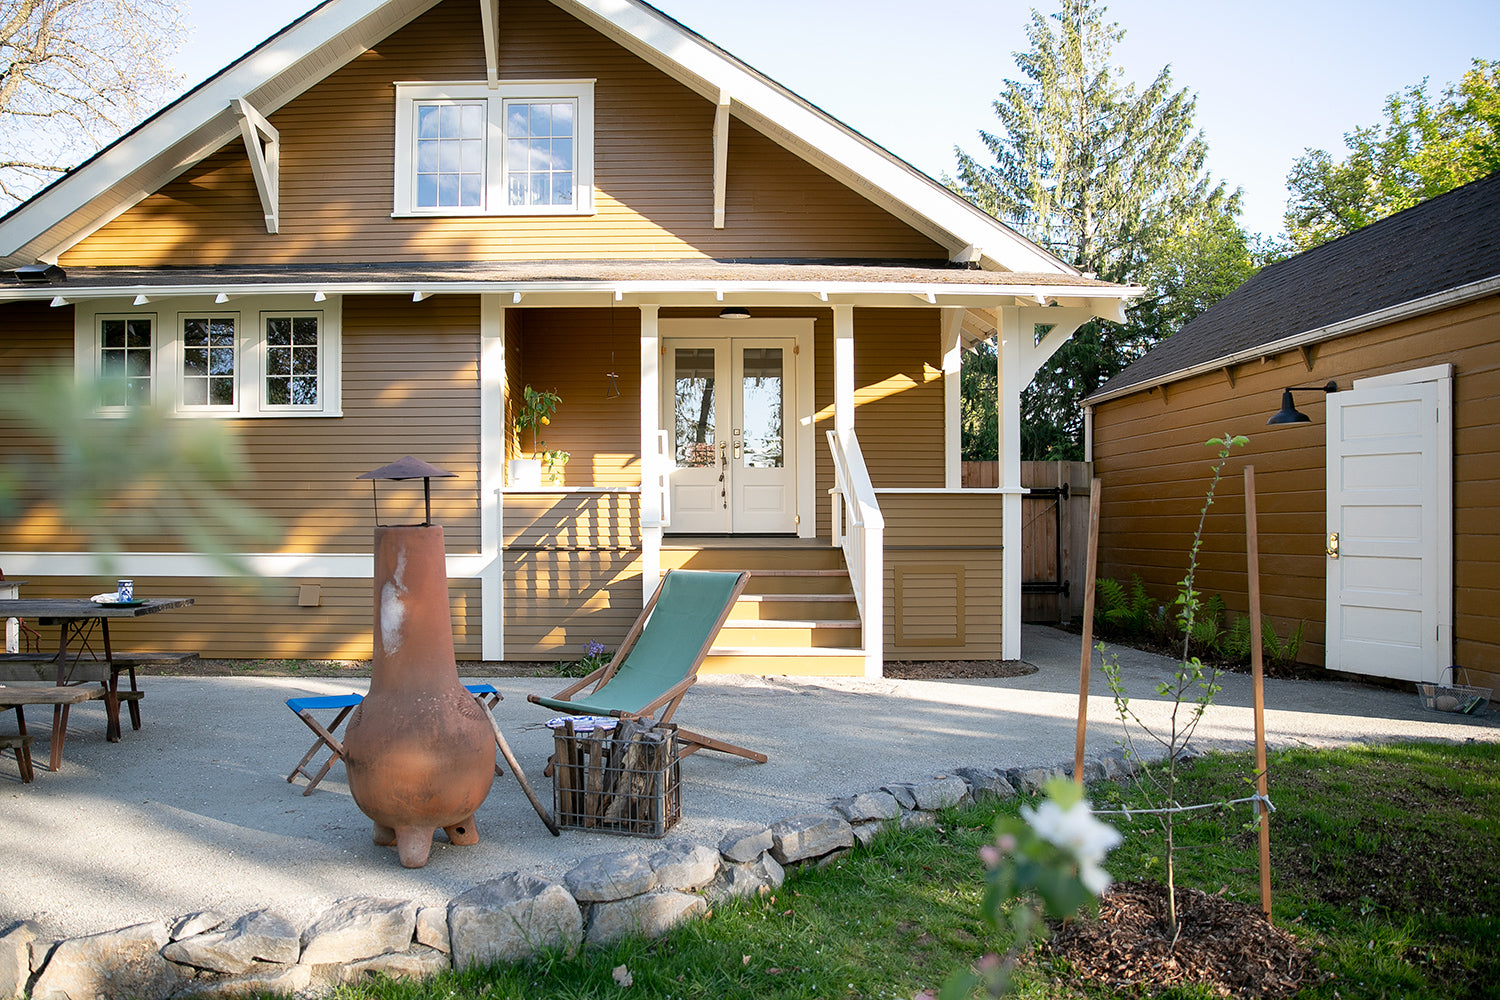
2, 260, 1141, 323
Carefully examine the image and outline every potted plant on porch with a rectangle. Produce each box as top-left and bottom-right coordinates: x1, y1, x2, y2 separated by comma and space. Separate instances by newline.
509, 386, 561, 488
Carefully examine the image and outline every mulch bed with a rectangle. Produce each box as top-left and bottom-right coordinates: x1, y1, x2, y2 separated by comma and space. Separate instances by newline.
1041, 880, 1322, 998
883, 659, 1037, 680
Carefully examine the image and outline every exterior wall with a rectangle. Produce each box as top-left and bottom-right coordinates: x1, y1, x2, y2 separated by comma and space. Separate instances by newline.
1091, 295, 1500, 690
5, 575, 481, 660
59, 0, 944, 267
879, 492, 1004, 659
501, 491, 642, 658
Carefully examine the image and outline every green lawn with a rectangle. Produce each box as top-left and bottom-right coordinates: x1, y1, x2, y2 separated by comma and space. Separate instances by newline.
302, 739, 1500, 1000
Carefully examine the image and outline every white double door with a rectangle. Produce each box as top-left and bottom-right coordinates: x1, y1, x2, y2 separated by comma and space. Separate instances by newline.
663, 337, 797, 534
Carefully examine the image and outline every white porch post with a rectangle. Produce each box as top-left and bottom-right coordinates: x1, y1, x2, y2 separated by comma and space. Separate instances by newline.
639, 304, 663, 605
942, 307, 964, 489
479, 294, 505, 661
833, 305, 855, 442
997, 308, 1025, 660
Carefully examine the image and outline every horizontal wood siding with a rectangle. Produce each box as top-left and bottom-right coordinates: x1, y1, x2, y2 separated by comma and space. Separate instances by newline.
6, 575, 482, 660
1092, 296, 1500, 689
503, 492, 642, 658
510, 310, 641, 486
0, 297, 483, 555
60, 0, 944, 267
854, 310, 945, 488
880, 492, 1004, 659
502, 492, 639, 549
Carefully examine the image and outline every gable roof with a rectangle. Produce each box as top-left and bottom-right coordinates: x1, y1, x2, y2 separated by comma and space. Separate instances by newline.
0, 0, 1078, 279
1086, 170, 1500, 405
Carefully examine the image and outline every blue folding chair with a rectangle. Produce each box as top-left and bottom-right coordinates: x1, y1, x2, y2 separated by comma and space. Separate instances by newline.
285, 684, 503, 795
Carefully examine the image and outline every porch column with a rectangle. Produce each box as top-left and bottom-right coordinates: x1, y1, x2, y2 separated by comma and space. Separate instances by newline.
997, 308, 1025, 661
639, 304, 663, 605
833, 305, 855, 442
942, 307, 964, 489
479, 295, 505, 661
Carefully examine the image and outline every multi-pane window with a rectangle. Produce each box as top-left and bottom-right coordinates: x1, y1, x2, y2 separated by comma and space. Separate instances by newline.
79, 301, 339, 417
99, 317, 154, 407
394, 82, 594, 216
415, 102, 485, 210
505, 100, 575, 207
181, 317, 236, 407
264, 316, 320, 406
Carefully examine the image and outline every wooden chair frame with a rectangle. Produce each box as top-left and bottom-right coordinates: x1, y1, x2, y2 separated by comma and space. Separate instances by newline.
529, 569, 765, 764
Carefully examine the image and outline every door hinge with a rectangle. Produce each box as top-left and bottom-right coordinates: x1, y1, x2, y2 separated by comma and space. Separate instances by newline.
793, 344, 800, 355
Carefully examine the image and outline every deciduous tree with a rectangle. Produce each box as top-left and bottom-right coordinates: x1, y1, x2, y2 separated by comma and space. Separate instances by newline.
1285, 59, 1500, 251
1, 0, 187, 204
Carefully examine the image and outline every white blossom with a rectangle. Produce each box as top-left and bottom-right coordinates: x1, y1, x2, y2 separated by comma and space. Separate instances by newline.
1021, 799, 1122, 894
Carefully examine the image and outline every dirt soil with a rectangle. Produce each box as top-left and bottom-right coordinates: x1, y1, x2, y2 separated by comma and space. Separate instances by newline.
1042, 879, 1322, 998
883, 659, 1038, 680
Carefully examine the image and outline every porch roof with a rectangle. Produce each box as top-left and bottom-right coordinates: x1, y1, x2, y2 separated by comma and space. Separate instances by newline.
1, 260, 1139, 324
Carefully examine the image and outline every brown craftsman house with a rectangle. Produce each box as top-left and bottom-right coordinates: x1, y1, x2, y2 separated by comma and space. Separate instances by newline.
0, 0, 1137, 674
1085, 171, 1500, 693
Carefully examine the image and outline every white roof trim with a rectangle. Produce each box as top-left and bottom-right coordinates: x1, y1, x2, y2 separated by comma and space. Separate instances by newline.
1083, 273, 1500, 407
0, 278, 1141, 307
0, 0, 442, 265
2, 0, 1072, 277
553, 0, 1073, 274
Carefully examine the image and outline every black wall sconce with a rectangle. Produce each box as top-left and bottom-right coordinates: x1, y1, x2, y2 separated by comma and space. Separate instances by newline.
1266, 380, 1338, 425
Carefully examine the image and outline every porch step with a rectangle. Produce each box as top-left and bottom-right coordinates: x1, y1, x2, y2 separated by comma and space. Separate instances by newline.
728, 594, 859, 621
717, 618, 861, 648
700, 647, 867, 677
664, 540, 867, 674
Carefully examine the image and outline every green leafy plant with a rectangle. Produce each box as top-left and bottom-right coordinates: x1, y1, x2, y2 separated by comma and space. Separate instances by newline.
542, 449, 570, 484
1099, 431, 1247, 936
1263, 618, 1306, 669
515, 385, 561, 459
553, 640, 612, 678
1093, 574, 1154, 635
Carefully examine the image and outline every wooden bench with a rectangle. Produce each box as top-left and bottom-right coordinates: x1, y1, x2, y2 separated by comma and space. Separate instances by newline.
0, 686, 108, 773
0, 732, 34, 783
0, 651, 193, 734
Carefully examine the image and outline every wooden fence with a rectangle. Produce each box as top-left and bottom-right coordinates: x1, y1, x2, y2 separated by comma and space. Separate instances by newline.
961, 461, 1093, 623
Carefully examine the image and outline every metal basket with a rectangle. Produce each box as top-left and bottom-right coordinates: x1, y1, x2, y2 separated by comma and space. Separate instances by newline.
551, 719, 680, 837
1416, 666, 1491, 715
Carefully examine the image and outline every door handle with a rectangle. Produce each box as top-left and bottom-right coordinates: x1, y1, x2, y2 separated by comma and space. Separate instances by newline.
1327, 532, 1339, 559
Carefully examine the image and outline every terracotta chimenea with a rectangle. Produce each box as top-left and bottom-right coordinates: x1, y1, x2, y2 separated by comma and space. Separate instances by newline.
342, 460, 495, 868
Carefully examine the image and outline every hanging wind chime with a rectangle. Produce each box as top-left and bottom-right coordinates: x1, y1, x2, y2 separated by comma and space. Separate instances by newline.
604, 300, 621, 398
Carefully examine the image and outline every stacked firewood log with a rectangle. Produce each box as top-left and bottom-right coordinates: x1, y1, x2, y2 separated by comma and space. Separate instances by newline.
552, 719, 680, 836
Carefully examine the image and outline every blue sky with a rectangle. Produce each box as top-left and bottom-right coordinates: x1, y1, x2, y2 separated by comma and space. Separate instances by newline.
180, 0, 1500, 240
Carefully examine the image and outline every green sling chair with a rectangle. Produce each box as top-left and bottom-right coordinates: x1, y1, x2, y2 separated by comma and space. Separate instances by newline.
528, 569, 766, 764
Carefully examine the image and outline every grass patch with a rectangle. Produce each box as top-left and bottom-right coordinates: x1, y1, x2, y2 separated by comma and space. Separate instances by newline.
277, 740, 1500, 999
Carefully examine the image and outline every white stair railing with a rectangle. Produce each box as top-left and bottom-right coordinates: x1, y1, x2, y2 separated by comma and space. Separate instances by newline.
826, 429, 884, 678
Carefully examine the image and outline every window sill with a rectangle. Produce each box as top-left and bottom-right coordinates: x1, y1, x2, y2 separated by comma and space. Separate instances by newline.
390, 208, 596, 220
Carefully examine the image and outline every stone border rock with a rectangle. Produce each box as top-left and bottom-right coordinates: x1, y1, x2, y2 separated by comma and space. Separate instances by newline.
1, 750, 1144, 1000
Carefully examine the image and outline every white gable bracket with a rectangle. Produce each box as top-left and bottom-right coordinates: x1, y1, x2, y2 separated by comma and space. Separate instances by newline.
713, 91, 731, 229
479, 0, 500, 88
232, 98, 280, 234
1018, 306, 1092, 386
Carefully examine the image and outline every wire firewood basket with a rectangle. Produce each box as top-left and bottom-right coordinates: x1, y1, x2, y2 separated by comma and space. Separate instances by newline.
550, 717, 681, 837
1416, 666, 1491, 715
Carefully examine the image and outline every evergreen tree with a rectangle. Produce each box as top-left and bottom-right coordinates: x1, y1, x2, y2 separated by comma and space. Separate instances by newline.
952, 0, 1247, 460
1285, 59, 1500, 252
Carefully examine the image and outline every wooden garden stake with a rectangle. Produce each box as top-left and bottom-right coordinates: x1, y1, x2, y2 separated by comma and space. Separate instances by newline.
1074, 478, 1103, 785
1245, 465, 1274, 921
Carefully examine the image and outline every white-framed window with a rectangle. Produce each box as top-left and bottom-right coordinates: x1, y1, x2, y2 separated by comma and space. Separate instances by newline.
75, 296, 343, 418
393, 81, 595, 217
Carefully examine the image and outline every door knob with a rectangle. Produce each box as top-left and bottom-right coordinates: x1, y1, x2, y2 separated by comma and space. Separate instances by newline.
1327, 532, 1339, 559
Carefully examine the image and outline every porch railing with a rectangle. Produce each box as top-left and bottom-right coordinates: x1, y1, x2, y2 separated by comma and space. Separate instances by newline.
826, 429, 884, 677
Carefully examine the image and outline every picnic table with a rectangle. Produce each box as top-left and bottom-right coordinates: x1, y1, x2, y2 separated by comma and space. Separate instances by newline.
0, 597, 195, 773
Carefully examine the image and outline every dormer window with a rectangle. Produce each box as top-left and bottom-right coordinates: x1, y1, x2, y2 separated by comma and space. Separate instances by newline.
394, 81, 595, 217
